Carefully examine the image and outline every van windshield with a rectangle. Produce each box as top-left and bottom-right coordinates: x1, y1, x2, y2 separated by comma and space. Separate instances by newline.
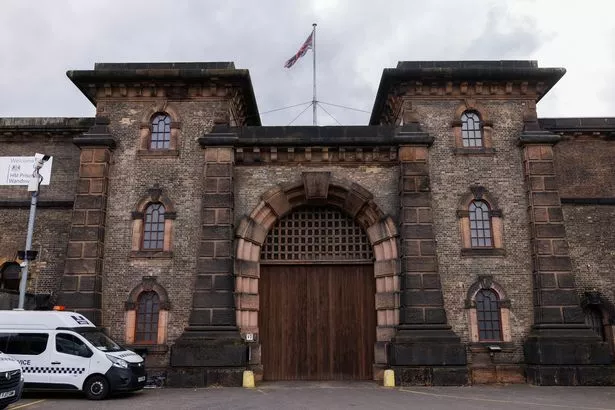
76, 329, 123, 352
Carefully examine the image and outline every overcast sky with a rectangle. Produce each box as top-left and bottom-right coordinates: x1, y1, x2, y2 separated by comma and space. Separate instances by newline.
1, 0, 613, 125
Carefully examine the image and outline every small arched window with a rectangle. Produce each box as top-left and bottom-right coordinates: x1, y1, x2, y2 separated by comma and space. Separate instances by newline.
461, 111, 483, 147
0, 262, 21, 291
585, 307, 605, 341
143, 203, 165, 250
469, 200, 493, 248
476, 289, 502, 341
135, 291, 160, 344
150, 113, 171, 150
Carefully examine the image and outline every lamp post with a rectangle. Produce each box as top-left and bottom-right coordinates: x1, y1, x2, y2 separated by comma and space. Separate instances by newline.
17, 154, 50, 310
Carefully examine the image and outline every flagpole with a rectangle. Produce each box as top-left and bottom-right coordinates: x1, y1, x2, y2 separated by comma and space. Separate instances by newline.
312, 23, 317, 126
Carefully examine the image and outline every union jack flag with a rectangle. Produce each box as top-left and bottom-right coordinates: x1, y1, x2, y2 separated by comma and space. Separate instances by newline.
284, 32, 314, 68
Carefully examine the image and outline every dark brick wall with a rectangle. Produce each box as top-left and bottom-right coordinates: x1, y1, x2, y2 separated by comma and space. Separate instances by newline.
554, 138, 615, 198
0, 208, 72, 296
0, 125, 82, 297
99, 99, 229, 359
409, 99, 535, 364
564, 205, 615, 303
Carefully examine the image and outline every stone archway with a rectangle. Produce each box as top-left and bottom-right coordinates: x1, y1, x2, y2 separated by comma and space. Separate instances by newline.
234, 171, 400, 374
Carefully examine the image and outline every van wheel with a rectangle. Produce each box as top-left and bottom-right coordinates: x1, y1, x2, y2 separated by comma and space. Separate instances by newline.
84, 375, 109, 400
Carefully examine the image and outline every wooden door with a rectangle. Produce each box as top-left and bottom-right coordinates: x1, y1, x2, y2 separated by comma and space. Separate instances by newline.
259, 264, 375, 380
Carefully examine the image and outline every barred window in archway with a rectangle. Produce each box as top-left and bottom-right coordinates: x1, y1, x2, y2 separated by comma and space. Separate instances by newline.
261, 206, 373, 263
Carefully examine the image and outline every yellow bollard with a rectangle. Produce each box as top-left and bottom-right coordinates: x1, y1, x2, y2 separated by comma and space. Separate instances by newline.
243, 370, 255, 388
383, 369, 395, 387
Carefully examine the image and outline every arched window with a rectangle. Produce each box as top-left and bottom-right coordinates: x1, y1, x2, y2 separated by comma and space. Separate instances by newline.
135, 291, 160, 344
469, 200, 493, 248
585, 307, 605, 341
143, 203, 165, 250
466, 276, 511, 343
150, 113, 171, 149
461, 111, 483, 147
476, 289, 502, 341
0, 262, 21, 291
125, 277, 170, 348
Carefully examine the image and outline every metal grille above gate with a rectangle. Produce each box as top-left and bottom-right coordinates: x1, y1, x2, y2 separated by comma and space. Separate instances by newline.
261, 206, 373, 263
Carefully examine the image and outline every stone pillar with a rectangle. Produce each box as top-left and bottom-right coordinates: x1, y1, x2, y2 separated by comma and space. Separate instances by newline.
57, 117, 115, 325
520, 125, 614, 385
388, 131, 468, 385
169, 134, 246, 387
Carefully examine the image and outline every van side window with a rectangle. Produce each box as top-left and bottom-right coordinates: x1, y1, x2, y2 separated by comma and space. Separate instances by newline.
0, 333, 49, 355
56, 333, 92, 358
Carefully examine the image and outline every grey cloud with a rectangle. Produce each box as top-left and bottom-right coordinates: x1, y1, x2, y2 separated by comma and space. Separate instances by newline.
0, 0, 611, 124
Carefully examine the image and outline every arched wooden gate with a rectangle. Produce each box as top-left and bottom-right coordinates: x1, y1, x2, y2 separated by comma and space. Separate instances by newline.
259, 206, 376, 380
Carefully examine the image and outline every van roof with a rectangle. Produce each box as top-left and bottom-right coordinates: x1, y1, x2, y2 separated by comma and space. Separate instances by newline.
0, 311, 96, 330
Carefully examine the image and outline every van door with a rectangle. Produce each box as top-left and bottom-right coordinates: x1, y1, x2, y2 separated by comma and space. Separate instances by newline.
51, 333, 92, 390
0, 332, 50, 386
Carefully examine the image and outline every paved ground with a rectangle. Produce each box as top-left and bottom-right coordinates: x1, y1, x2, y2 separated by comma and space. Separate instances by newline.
8, 382, 615, 409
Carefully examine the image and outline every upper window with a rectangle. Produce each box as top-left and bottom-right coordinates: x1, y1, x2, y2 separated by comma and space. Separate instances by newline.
458, 187, 504, 256
131, 185, 176, 257
150, 113, 171, 150
143, 203, 166, 250
469, 200, 493, 248
476, 289, 502, 341
461, 111, 483, 147
135, 291, 160, 344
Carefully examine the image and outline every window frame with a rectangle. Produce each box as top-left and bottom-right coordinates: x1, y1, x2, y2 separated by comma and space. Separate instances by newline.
124, 276, 170, 351
460, 110, 483, 148
131, 185, 176, 258
469, 200, 494, 248
149, 113, 172, 150
457, 187, 504, 257
466, 276, 512, 344
137, 105, 181, 157
142, 203, 166, 251
475, 289, 503, 342
134, 291, 161, 345
451, 102, 494, 155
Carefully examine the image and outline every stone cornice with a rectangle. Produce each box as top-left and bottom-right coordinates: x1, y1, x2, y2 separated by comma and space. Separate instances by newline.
198, 125, 433, 164
200, 125, 431, 147
73, 117, 116, 149
370, 61, 566, 125
67, 62, 261, 125
0, 118, 94, 140
539, 117, 615, 139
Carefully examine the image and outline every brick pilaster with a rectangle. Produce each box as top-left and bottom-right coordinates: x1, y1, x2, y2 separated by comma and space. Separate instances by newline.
520, 125, 614, 385
57, 117, 115, 325
388, 127, 467, 386
169, 133, 246, 388
188, 146, 237, 330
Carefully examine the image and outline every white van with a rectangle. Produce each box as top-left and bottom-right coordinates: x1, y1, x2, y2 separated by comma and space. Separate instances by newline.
0, 351, 23, 409
0, 311, 146, 400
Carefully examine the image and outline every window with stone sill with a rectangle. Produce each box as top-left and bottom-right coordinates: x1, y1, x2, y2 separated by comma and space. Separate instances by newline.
466, 276, 511, 343
125, 277, 170, 347
131, 185, 176, 258
457, 186, 504, 257
138, 108, 181, 157
452, 103, 495, 154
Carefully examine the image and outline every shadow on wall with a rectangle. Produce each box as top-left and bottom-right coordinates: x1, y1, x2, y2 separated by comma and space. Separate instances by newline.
0, 290, 52, 310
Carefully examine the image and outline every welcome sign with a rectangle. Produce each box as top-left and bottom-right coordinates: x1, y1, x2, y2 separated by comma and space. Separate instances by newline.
0, 156, 53, 186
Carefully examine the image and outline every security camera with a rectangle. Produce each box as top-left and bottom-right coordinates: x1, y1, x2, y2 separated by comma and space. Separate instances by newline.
34, 153, 51, 162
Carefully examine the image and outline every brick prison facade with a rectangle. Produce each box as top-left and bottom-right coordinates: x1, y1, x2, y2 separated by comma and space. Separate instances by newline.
0, 61, 613, 386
